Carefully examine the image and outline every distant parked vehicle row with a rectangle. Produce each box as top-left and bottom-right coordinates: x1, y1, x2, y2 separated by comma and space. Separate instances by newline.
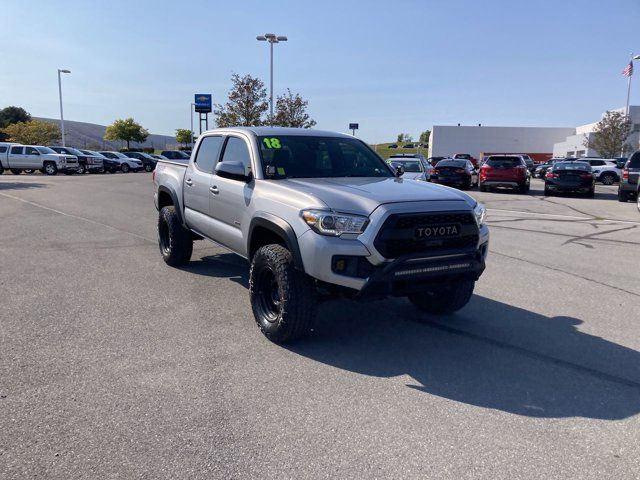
161, 150, 190, 160
98, 151, 143, 173
0, 142, 79, 175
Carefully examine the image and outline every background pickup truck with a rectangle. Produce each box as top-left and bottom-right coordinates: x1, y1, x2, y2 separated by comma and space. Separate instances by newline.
0, 143, 79, 175
153, 127, 489, 343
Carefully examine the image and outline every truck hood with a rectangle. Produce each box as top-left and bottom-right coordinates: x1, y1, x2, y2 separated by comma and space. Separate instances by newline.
281, 177, 474, 215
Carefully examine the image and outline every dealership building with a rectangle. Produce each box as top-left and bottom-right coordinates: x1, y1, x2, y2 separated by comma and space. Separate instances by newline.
428, 106, 640, 162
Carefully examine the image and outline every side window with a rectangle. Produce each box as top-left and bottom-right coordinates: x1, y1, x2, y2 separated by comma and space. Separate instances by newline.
629, 152, 640, 168
194, 135, 224, 173
591, 160, 604, 166
0, 146, 7, 153
10, 146, 23, 154
26, 147, 38, 155
220, 137, 251, 172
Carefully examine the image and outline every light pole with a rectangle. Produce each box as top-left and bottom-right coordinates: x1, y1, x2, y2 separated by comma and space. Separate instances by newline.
57, 69, 71, 146
256, 33, 287, 126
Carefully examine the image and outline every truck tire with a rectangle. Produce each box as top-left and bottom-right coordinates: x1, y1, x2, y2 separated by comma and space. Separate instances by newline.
10, 169, 22, 175
158, 206, 193, 266
249, 244, 316, 343
44, 162, 58, 175
77, 163, 86, 174
408, 280, 475, 315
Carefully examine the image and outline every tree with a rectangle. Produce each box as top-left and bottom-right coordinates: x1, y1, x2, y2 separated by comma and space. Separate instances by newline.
0, 106, 31, 141
104, 118, 149, 149
271, 89, 316, 128
214, 73, 269, 127
1, 120, 60, 145
397, 133, 404, 143
583, 111, 632, 158
175, 128, 193, 147
419, 130, 431, 144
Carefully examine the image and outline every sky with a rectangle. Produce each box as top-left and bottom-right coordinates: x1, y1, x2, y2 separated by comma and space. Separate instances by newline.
1, 0, 639, 143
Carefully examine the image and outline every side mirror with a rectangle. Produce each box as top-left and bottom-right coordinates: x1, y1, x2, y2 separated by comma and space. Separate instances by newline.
395, 165, 404, 177
215, 161, 250, 181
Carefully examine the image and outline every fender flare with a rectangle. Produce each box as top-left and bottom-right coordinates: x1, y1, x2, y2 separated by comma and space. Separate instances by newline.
157, 185, 185, 227
248, 214, 304, 270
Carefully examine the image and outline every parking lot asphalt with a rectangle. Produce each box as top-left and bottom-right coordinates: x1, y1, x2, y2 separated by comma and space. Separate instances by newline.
1, 173, 639, 479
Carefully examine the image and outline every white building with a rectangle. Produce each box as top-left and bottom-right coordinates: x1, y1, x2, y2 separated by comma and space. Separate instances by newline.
552, 106, 640, 158
429, 125, 574, 163
428, 106, 640, 162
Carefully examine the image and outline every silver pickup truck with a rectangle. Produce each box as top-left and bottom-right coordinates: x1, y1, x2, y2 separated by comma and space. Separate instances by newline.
153, 127, 489, 343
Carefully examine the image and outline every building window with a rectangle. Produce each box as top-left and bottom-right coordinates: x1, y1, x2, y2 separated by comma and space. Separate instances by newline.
576, 150, 585, 157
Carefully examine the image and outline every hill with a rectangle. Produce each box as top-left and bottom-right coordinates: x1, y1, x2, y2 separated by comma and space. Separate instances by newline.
35, 117, 178, 151
370, 142, 429, 159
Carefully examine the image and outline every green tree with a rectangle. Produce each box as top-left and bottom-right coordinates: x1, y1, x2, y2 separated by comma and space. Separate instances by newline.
396, 133, 412, 143
175, 128, 193, 147
0, 106, 31, 141
583, 111, 632, 157
1, 120, 60, 145
104, 118, 149, 149
396, 133, 405, 143
271, 89, 316, 128
419, 130, 431, 144
214, 73, 269, 127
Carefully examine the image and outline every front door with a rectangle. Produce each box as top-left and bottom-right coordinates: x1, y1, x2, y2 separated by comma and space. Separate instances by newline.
182, 135, 224, 240
24, 146, 41, 168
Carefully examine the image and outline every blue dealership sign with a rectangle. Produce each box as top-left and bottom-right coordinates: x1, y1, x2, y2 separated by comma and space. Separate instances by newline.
194, 94, 212, 113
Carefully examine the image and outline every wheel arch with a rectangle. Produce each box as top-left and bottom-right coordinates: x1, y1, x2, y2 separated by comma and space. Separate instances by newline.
157, 185, 185, 227
248, 214, 304, 270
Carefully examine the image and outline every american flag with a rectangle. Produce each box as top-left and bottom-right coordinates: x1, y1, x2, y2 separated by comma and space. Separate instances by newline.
622, 61, 633, 77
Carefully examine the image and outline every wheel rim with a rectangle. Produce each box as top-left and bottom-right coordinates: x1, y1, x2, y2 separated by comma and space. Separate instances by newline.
146, 165, 152, 172
122, 165, 129, 172
159, 218, 171, 255
256, 267, 281, 323
45, 164, 55, 174
603, 176, 613, 185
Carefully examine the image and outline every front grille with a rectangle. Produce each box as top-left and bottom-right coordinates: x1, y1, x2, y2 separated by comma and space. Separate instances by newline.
374, 212, 479, 258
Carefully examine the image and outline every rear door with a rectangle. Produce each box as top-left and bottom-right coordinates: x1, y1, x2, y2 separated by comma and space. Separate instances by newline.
209, 135, 254, 255
8, 146, 26, 168
183, 135, 225, 240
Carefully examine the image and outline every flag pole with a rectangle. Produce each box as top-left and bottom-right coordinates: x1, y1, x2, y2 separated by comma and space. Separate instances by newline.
625, 52, 633, 118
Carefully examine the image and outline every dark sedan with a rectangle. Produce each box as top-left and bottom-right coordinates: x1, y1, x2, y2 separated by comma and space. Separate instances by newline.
431, 159, 478, 189
544, 162, 595, 197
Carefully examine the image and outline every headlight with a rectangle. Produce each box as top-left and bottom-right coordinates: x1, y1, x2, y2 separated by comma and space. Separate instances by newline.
301, 209, 369, 236
474, 203, 487, 226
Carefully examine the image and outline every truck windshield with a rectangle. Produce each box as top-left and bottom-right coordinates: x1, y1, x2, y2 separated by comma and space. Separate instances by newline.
258, 136, 392, 179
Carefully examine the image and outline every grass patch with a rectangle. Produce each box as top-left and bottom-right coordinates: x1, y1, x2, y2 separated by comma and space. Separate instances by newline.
370, 143, 428, 159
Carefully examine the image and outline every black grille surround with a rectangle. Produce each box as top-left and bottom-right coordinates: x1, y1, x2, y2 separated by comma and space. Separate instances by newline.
373, 211, 479, 259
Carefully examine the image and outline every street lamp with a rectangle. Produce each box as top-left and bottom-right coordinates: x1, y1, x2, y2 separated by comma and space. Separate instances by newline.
57, 69, 71, 146
256, 33, 288, 126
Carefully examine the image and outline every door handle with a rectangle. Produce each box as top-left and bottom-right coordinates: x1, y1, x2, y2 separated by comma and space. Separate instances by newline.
185, 178, 193, 186
210, 186, 219, 195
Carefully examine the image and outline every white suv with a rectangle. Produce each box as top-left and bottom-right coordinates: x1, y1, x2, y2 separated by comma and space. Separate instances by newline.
575, 158, 621, 185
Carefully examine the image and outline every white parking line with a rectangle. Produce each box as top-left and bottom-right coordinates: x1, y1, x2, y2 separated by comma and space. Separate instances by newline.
487, 208, 640, 225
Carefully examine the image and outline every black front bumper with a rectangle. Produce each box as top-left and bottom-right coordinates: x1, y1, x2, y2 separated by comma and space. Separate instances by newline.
357, 250, 486, 299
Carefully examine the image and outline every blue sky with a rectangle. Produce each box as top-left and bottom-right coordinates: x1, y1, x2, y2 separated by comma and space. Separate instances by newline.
1, 0, 638, 143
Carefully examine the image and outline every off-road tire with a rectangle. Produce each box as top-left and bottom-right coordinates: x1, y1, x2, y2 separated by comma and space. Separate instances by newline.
249, 244, 316, 343
408, 280, 475, 315
158, 206, 193, 267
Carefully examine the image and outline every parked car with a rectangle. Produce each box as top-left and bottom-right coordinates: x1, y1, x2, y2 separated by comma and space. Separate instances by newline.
618, 151, 640, 202
574, 158, 621, 185
386, 157, 431, 181
431, 159, 478, 189
98, 151, 143, 173
387, 144, 398, 149
78, 150, 118, 173
615, 157, 628, 169
544, 161, 595, 197
122, 151, 157, 172
161, 150, 191, 160
153, 127, 489, 343
149, 154, 168, 161
49, 146, 103, 174
514, 154, 536, 175
534, 159, 563, 178
403, 143, 415, 148
388, 153, 432, 176
0, 144, 78, 175
453, 153, 478, 168
479, 155, 530, 193
427, 156, 448, 166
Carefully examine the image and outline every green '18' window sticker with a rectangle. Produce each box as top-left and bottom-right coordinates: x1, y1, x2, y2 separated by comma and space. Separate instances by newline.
263, 138, 281, 149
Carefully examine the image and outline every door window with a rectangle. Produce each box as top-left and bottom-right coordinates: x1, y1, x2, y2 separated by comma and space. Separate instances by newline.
25, 147, 39, 155
194, 135, 224, 173
10, 146, 23, 154
220, 137, 251, 173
